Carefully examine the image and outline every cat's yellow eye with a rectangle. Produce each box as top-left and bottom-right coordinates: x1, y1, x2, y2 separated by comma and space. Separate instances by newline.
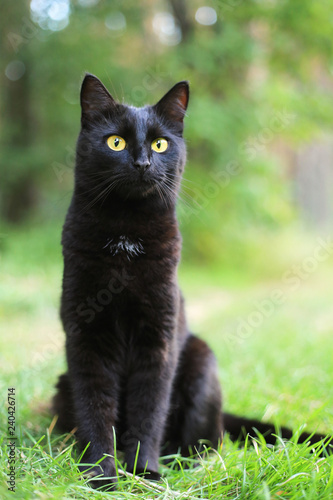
107, 135, 126, 151
151, 138, 168, 153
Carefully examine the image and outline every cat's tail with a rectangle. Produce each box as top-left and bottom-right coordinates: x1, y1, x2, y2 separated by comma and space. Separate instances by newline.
222, 412, 332, 452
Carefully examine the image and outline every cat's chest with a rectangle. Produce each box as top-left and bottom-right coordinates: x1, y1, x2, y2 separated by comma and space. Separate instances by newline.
103, 235, 145, 260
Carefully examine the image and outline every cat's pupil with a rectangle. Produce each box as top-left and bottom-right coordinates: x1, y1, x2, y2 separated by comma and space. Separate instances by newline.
156, 140, 161, 149
114, 138, 120, 147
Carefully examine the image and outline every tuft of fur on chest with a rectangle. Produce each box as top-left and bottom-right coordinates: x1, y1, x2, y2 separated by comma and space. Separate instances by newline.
104, 236, 145, 260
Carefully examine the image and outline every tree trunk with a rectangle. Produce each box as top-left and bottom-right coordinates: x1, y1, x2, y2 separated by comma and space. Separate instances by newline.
0, 0, 37, 223
168, 0, 193, 42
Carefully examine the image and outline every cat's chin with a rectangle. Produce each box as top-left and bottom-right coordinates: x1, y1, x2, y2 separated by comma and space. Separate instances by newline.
118, 181, 159, 201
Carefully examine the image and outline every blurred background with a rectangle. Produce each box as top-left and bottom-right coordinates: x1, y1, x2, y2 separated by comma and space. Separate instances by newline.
1, 0, 333, 431
1, 0, 333, 266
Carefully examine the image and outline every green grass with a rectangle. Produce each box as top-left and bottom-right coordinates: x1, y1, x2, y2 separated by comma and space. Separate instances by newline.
1, 221, 333, 498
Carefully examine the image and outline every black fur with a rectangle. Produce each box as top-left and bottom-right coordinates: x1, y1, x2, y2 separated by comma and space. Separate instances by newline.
53, 74, 330, 489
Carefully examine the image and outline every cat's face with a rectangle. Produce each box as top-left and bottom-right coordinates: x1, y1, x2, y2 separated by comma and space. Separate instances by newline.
76, 74, 189, 208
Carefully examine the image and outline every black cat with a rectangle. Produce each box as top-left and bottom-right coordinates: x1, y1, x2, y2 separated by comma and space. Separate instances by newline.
53, 74, 329, 489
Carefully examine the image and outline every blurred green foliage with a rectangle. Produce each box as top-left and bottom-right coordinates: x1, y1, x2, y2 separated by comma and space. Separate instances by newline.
1, 0, 332, 264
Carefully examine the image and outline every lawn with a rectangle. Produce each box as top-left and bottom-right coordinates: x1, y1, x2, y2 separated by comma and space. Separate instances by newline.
1, 221, 333, 499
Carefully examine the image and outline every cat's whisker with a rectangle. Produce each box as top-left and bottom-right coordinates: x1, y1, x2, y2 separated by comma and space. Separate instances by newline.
160, 187, 173, 209
163, 182, 175, 208
78, 186, 113, 215
168, 173, 201, 187
78, 176, 117, 197
176, 187, 203, 210
160, 181, 188, 211
178, 183, 203, 200
77, 173, 127, 200
179, 189, 202, 208
85, 172, 113, 180
165, 176, 199, 199
163, 179, 198, 209
98, 181, 125, 206
166, 191, 192, 213
155, 183, 169, 208
181, 178, 201, 187
78, 177, 126, 215
163, 181, 201, 215
167, 176, 206, 202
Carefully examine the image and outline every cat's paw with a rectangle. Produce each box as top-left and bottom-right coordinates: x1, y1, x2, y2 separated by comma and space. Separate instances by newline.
138, 468, 161, 482
79, 460, 117, 490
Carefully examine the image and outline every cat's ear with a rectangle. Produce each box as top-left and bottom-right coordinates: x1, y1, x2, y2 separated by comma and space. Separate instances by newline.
80, 73, 116, 120
154, 81, 189, 123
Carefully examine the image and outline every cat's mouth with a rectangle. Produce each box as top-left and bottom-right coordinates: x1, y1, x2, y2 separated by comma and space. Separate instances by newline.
109, 172, 174, 203
120, 177, 158, 199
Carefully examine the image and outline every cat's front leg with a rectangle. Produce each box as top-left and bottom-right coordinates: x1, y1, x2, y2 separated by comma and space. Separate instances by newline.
66, 338, 121, 489
120, 341, 177, 480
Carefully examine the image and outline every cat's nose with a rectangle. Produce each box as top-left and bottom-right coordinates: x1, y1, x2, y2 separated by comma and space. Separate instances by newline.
134, 159, 150, 174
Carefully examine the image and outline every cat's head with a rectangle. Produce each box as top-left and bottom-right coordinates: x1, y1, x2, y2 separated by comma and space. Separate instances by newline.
76, 73, 189, 209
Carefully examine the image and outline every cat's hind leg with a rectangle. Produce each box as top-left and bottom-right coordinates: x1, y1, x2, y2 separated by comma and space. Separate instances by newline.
52, 373, 76, 433
163, 334, 223, 457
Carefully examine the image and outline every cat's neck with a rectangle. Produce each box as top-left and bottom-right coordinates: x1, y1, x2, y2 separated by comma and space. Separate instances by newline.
67, 189, 179, 246
73, 186, 176, 218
